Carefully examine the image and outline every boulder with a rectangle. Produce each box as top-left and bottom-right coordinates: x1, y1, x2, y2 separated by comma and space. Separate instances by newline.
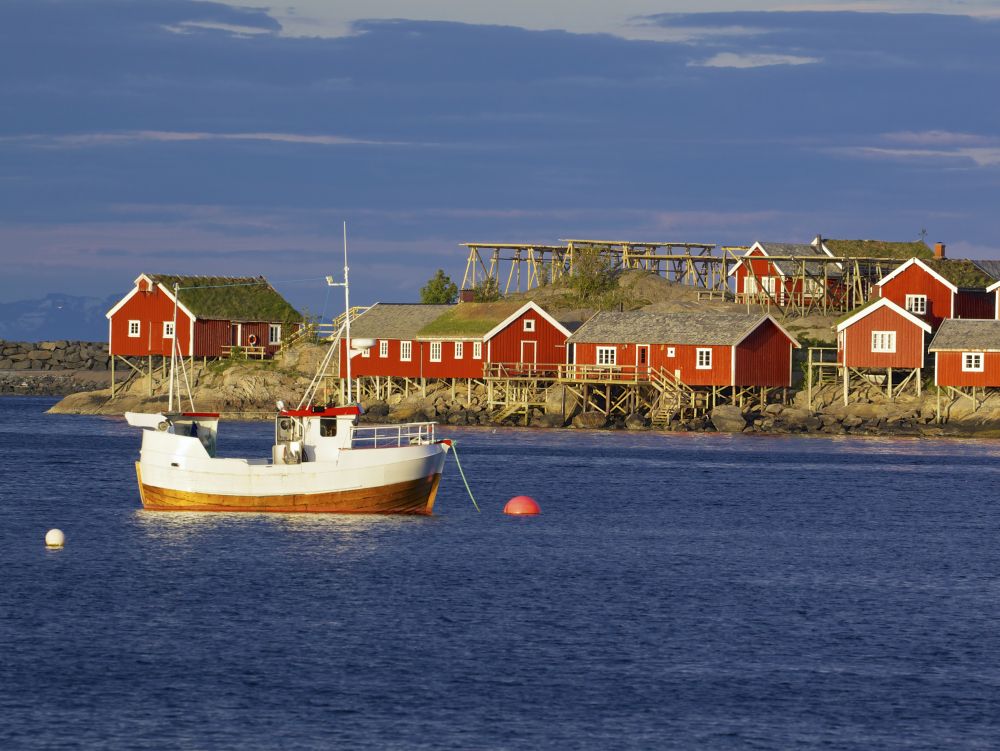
534, 413, 566, 428
780, 407, 822, 431
545, 383, 580, 417
28, 350, 53, 360
572, 411, 607, 429
841, 416, 864, 429
624, 412, 649, 430
710, 405, 745, 433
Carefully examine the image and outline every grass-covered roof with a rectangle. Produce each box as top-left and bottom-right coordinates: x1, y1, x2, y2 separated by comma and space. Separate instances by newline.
150, 275, 302, 322
417, 301, 525, 338
824, 239, 932, 259
923, 259, 996, 288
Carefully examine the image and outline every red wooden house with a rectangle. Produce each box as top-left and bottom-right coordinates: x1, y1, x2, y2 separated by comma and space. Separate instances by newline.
729, 239, 842, 306
106, 274, 301, 359
565, 312, 800, 388
875, 251, 995, 330
837, 297, 931, 370
342, 301, 576, 381
928, 319, 1000, 389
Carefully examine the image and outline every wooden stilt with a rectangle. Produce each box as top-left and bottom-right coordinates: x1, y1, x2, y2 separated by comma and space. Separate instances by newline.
887, 367, 893, 399
843, 366, 849, 406
110, 356, 116, 397
147, 355, 153, 396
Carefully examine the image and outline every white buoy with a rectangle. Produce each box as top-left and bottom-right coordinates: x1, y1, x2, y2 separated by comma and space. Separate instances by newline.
45, 529, 65, 548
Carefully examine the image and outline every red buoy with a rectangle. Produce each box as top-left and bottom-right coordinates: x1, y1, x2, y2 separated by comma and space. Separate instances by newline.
504, 495, 541, 515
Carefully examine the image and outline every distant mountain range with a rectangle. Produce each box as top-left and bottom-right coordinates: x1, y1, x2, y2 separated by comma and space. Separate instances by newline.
0, 293, 119, 342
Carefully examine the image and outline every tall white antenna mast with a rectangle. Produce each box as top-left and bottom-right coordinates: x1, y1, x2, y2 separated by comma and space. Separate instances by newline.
326, 221, 352, 405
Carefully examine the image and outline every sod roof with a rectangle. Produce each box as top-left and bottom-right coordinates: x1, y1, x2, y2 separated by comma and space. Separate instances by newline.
350, 303, 453, 340
417, 301, 525, 338
921, 259, 996, 288
824, 239, 932, 260
929, 319, 1000, 352
149, 275, 301, 322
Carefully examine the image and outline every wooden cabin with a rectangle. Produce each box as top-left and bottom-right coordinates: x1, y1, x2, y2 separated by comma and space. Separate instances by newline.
837, 298, 931, 370
729, 239, 842, 306
342, 300, 575, 380
565, 312, 800, 388
928, 319, 1000, 389
875, 253, 995, 330
106, 274, 301, 359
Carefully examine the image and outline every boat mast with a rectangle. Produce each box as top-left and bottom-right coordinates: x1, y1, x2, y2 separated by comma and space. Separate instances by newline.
326, 221, 353, 405
168, 282, 179, 412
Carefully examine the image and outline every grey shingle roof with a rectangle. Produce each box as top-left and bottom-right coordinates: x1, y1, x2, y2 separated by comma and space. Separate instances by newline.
928, 319, 1000, 352
567, 311, 777, 345
350, 303, 453, 339
968, 259, 1000, 282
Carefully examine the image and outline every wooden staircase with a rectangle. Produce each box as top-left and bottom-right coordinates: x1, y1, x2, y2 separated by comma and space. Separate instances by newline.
649, 367, 697, 427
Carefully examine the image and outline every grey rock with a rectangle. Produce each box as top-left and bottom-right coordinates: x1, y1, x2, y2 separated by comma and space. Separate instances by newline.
624, 412, 650, 430
572, 411, 607, 429
710, 405, 746, 433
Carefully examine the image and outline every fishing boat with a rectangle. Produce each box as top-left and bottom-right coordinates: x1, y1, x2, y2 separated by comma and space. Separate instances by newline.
125, 225, 451, 514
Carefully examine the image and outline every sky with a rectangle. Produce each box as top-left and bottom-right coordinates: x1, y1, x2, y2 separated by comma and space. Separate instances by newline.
3, 0, 1000, 325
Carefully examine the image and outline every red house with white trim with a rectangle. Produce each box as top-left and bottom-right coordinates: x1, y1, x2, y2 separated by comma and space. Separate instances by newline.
342, 301, 576, 380
876, 254, 995, 330
106, 274, 301, 358
928, 319, 1000, 389
730, 239, 842, 306
565, 312, 800, 388
836, 297, 931, 370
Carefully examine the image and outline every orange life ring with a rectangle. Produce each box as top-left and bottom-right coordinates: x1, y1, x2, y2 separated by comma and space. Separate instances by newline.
247, 334, 258, 346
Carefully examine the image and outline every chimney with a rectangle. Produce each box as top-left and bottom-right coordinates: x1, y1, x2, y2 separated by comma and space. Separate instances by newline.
813, 234, 823, 246
459, 289, 475, 303
934, 242, 946, 259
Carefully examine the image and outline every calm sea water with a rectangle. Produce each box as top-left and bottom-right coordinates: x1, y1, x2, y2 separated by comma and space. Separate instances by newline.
3, 396, 1000, 749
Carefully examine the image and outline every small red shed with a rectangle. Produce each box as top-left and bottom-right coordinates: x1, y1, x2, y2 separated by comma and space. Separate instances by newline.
729, 240, 841, 306
106, 274, 301, 358
566, 311, 800, 388
876, 257, 995, 329
928, 319, 1000, 389
837, 297, 931, 370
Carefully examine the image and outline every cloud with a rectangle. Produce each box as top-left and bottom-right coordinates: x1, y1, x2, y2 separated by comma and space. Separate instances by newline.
833, 145, 1000, 167
689, 52, 821, 68
0, 131, 413, 148
882, 130, 991, 147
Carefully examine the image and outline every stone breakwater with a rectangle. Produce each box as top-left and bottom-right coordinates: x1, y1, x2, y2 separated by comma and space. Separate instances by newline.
0, 340, 111, 371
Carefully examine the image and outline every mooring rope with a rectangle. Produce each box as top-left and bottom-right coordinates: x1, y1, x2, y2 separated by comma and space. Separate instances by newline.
449, 442, 481, 513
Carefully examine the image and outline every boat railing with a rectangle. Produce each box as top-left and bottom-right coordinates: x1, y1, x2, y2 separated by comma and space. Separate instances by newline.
349, 422, 437, 449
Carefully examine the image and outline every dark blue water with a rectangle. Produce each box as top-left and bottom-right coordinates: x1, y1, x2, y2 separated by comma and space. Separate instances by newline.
3, 396, 1000, 749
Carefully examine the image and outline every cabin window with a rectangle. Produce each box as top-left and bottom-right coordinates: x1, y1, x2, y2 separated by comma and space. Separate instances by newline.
523, 319, 536, 332
128, 320, 140, 338
400, 341, 412, 361
963, 352, 984, 372
696, 348, 712, 369
804, 278, 824, 296
473, 341, 482, 359
162, 321, 174, 339
361, 345, 370, 358
430, 341, 442, 362
320, 418, 337, 437
905, 295, 927, 315
454, 341, 464, 359
666, 346, 676, 358
269, 324, 281, 345
596, 346, 616, 366
379, 340, 388, 358
871, 331, 896, 353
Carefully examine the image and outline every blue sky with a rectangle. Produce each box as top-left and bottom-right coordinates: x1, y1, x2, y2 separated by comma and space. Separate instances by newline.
3, 1, 1000, 321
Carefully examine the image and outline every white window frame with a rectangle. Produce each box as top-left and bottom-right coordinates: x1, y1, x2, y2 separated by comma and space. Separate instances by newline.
400, 341, 412, 362
454, 341, 464, 359
596, 346, 616, 366
361, 345, 370, 358
523, 318, 536, 332
269, 323, 281, 345
472, 341, 482, 360
963, 352, 984, 372
430, 341, 442, 362
128, 320, 141, 338
162, 321, 174, 339
905, 294, 927, 315
666, 346, 676, 358
696, 348, 712, 370
871, 331, 896, 354
379, 340, 388, 358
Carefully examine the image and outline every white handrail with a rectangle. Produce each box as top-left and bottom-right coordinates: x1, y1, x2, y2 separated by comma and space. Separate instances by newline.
349, 422, 437, 449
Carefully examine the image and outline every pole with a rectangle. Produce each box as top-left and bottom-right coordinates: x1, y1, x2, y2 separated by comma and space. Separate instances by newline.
168, 283, 179, 412
343, 221, 352, 405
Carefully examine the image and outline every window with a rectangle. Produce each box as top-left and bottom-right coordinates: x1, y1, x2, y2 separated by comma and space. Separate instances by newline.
905, 294, 927, 315
696, 348, 712, 369
596, 346, 616, 366
400, 341, 412, 361
269, 324, 281, 345
128, 320, 140, 338
804, 278, 825, 296
871, 331, 896, 353
162, 321, 174, 339
379, 340, 388, 358
523, 318, 536, 332
963, 352, 984, 372
454, 341, 464, 359
472, 341, 482, 359
666, 346, 676, 358
430, 341, 442, 362
361, 345, 370, 358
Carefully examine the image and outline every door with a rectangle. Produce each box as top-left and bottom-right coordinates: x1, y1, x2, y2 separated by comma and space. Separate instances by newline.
231, 323, 241, 347
636, 345, 649, 379
520, 340, 537, 372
